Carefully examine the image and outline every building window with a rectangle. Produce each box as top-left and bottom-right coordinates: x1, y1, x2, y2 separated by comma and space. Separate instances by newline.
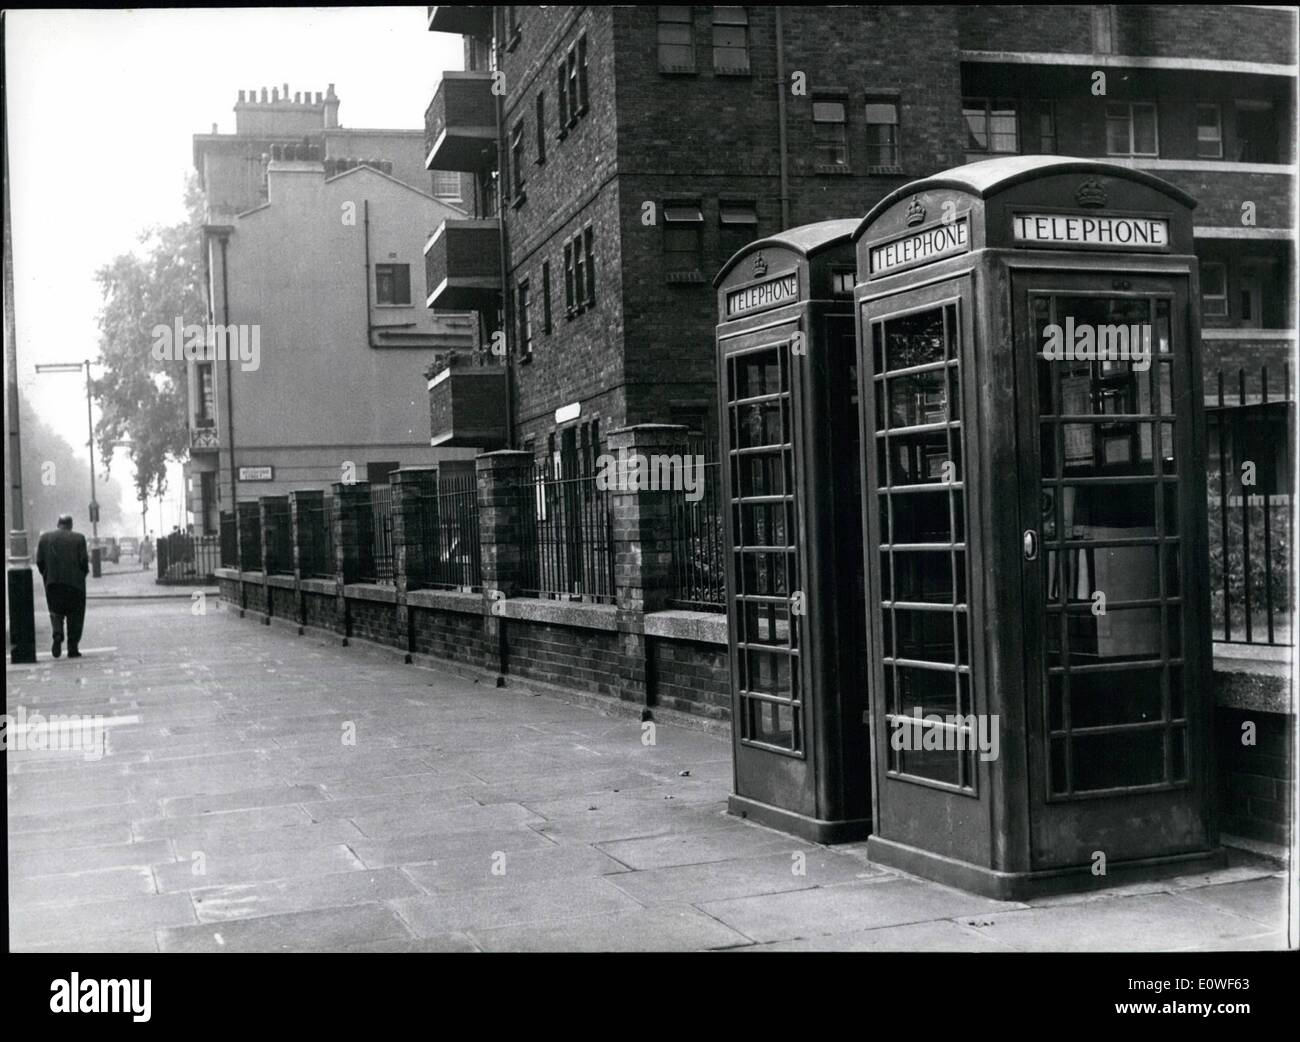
577, 35, 589, 114
1201, 262, 1228, 317
664, 202, 704, 273
535, 92, 547, 164
864, 95, 901, 168
564, 240, 575, 312
558, 35, 589, 132
720, 200, 758, 259
582, 226, 596, 307
542, 260, 553, 334
1030, 100, 1057, 153
1105, 102, 1158, 157
375, 263, 411, 306
1194, 104, 1223, 159
831, 267, 855, 296
433, 170, 462, 201
517, 278, 532, 358
1234, 100, 1277, 163
507, 5, 521, 49
196, 363, 215, 426
510, 118, 526, 200
658, 6, 694, 72
557, 61, 569, 135
962, 97, 1018, 161
712, 6, 749, 73
812, 96, 848, 167
573, 235, 586, 312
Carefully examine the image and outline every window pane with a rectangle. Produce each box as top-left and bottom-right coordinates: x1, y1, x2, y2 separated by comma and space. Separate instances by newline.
1132, 105, 1157, 154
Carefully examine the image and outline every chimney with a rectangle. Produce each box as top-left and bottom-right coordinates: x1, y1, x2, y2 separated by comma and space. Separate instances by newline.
323, 83, 340, 128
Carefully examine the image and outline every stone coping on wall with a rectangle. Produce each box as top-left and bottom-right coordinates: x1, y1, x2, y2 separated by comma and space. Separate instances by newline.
498, 597, 618, 631
343, 582, 398, 604
215, 574, 1293, 716
1212, 644, 1292, 715
644, 609, 728, 646
406, 588, 482, 614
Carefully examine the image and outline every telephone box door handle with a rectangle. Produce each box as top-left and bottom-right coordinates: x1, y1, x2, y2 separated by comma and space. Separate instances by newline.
1023, 529, 1039, 561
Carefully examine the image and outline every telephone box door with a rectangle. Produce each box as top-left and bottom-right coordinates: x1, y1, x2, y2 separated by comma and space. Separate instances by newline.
1012, 272, 1211, 870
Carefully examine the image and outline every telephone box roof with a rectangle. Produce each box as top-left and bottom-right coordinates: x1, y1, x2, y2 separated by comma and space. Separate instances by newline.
854, 156, 1197, 242
714, 218, 860, 287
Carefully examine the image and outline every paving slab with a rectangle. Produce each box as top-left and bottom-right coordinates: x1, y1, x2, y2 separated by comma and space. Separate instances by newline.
959, 892, 1278, 952
471, 905, 752, 952
153, 843, 365, 892
157, 903, 412, 952
10, 864, 158, 907
597, 823, 813, 871
401, 844, 628, 893
191, 868, 423, 923
739, 918, 1020, 952
606, 848, 882, 906
9, 838, 176, 879
698, 878, 1017, 945
389, 876, 644, 936
349, 826, 558, 869
1173, 876, 1290, 929
10, 893, 198, 951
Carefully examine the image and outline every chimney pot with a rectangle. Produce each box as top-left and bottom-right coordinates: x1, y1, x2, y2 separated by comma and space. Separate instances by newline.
272, 88, 279, 102
315, 92, 322, 104
283, 82, 289, 99
261, 88, 268, 103
238, 90, 246, 102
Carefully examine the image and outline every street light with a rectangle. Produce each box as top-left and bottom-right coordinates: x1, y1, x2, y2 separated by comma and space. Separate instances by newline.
34, 359, 103, 577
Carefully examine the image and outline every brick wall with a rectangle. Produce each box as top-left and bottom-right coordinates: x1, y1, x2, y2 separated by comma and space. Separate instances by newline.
348, 597, 403, 648
959, 5, 1297, 65
649, 637, 730, 719
505, 619, 624, 697
302, 591, 340, 633
269, 585, 298, 622
411, 605, 493, 667
1216, 707, 1293, 844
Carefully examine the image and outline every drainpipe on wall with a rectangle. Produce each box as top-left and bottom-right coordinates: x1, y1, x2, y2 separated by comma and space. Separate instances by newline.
219, 233, 238, 513
492, 5, 515, 447
775, 7, 791, 230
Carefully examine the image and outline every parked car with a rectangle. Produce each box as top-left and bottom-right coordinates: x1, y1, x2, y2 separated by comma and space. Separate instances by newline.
119, 536, 140, 558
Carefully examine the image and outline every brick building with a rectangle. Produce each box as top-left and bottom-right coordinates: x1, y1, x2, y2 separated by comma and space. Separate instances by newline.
423, 4, 1295, 462
186, 85, 479, 531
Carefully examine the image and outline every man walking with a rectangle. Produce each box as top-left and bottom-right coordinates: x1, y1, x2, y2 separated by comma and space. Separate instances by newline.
36, 513, 89, 659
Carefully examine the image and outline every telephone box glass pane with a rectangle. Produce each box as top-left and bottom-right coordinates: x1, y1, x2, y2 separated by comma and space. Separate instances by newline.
1035, 292, 1184, 798
874, 301, 971, 792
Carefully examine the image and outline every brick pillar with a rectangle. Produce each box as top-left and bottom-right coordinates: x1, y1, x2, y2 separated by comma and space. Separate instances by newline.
258, 496, 287, 622
392, 467, 437, 655
235, 500, 262, 616
332, 481, 370, 640
476, 450, 534, 678
289, 489, 323, 631
608, 424, 692, 705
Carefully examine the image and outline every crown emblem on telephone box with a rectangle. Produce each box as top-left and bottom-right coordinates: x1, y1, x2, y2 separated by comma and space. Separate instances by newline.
1076, 179, 1108, 208
752, 252, 768, 277
905, 196, 926, 226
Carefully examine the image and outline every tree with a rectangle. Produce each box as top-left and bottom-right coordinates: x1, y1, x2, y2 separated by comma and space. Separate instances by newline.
91, 175, 205, 511
9, 387, 126, 537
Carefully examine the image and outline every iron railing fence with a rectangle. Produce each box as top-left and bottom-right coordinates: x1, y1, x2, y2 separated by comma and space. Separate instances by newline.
356, 484, 395, 584
415, 473, 482, 590
1207, 364, 1292, 646
667, 457, 725, 611
299, 498, 335, 579
219, 512, 237, 569
264, 500, 293, 575
515, 464, 615, 603
237, 507, 262, 572
157, 532, 221, 584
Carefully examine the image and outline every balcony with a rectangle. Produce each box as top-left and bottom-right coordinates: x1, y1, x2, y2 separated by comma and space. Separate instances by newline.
427, 6, 493, 37
427, 353, 508, 449
425, 72, 497, 172
190, 423, 219, 452
425, 218, 501, 311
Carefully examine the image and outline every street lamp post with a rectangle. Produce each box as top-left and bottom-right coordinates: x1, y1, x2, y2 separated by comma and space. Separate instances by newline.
34, 359, 102, 577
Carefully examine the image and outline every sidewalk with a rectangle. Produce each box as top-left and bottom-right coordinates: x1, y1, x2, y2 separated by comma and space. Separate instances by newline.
5, 594, 1291, 952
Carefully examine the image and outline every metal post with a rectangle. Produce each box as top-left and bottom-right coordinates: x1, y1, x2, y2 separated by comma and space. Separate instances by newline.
4, 115, 36, 663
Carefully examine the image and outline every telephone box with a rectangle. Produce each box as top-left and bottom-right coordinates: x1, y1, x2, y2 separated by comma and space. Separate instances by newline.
714, 220, 871, 842
854, 156, 1221, 896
